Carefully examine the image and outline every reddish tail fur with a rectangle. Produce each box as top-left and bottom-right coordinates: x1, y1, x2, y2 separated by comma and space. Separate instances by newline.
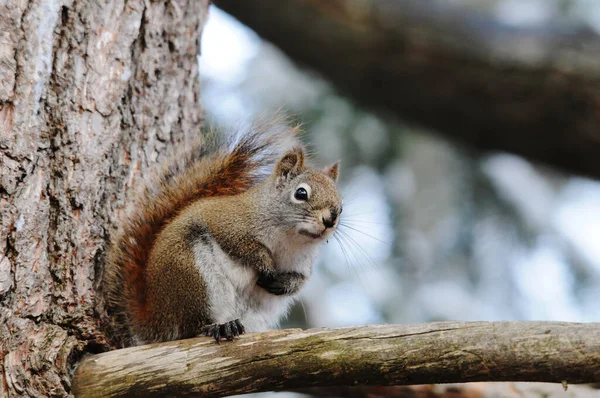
104, 123, 299, 346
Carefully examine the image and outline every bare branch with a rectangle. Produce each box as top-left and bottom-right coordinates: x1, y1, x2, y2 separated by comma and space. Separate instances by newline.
72, 321, 600, 397
216, 0, 600, 179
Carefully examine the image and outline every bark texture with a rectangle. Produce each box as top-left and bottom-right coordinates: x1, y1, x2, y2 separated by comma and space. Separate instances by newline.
72, 322, 600, 398
216, 0, 600, 179
0, 0, 208, 395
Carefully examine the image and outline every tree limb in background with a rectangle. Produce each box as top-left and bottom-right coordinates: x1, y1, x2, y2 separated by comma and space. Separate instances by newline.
216, 0, 600, 179
72, 321, 600, 397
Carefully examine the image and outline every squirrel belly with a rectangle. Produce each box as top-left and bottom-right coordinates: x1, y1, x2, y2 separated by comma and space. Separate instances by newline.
104, 124, 342, 346
143, 194, 321, 342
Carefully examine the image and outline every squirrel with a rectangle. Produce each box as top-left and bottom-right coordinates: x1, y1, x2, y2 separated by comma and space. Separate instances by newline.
104, 122, 342, 346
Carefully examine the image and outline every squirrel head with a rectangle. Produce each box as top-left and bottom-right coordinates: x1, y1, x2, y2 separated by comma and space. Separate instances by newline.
265, 147, 342, 242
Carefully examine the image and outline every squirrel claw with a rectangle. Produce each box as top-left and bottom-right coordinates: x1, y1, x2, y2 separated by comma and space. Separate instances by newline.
235, 319, 246, 334
201, 319, 245, 343
201, 324, 221, 343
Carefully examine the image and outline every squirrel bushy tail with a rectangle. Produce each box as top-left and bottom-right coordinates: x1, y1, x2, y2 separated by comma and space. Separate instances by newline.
104, 120, 301, 346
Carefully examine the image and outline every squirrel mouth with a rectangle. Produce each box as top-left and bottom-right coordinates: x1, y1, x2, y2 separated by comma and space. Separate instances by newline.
299, 229, 324, 239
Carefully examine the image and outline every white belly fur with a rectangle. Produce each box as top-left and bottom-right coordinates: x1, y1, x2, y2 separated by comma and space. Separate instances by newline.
193, 240, 317, 331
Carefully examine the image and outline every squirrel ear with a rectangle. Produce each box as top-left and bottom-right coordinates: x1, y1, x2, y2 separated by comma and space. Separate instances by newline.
323, 160, 340, 182
275, 147, 305, 181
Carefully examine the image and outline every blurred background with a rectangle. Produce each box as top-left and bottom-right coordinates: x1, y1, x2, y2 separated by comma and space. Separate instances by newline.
199, 0, 600, 330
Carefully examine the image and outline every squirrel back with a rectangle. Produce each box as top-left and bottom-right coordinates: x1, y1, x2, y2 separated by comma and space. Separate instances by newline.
104, 122, 303, 347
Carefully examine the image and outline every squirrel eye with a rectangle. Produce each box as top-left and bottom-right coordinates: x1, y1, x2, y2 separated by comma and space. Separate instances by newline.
294, 187, 309, 201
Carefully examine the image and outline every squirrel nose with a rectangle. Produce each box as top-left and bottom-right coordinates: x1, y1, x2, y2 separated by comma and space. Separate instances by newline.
323, 209, 338, 229
322, 217, 335, 228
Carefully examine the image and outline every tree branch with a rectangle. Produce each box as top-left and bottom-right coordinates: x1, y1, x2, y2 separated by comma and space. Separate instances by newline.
216, 0, 600, 179
72, 321, 600, 397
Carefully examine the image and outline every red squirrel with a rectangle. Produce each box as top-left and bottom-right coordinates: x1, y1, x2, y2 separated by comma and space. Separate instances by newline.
104, 123, 342, 346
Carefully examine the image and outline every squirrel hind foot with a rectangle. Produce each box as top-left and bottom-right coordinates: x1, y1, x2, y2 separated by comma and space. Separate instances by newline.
201, 319, 245, 343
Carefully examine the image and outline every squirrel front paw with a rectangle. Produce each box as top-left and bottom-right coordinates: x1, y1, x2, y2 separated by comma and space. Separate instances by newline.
201, 319, 245, 343
257, 271, 305, 295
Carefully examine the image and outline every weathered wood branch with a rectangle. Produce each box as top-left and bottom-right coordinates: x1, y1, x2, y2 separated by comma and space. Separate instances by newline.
72, 321, 600, 397
216, 0, 600, 179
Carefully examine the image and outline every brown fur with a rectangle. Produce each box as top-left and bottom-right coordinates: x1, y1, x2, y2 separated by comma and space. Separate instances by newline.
142, 215, 210, 341
104, 124, 300, 347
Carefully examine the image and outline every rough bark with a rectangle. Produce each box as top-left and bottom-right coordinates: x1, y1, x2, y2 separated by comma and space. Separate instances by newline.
216, 0, 600, 179
0, 0, 209, 395
72, 322, 600, 398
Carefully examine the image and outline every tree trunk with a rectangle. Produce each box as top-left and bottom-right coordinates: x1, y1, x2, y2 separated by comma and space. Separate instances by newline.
0, 0, 208, 395
216, 0, 600, 179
